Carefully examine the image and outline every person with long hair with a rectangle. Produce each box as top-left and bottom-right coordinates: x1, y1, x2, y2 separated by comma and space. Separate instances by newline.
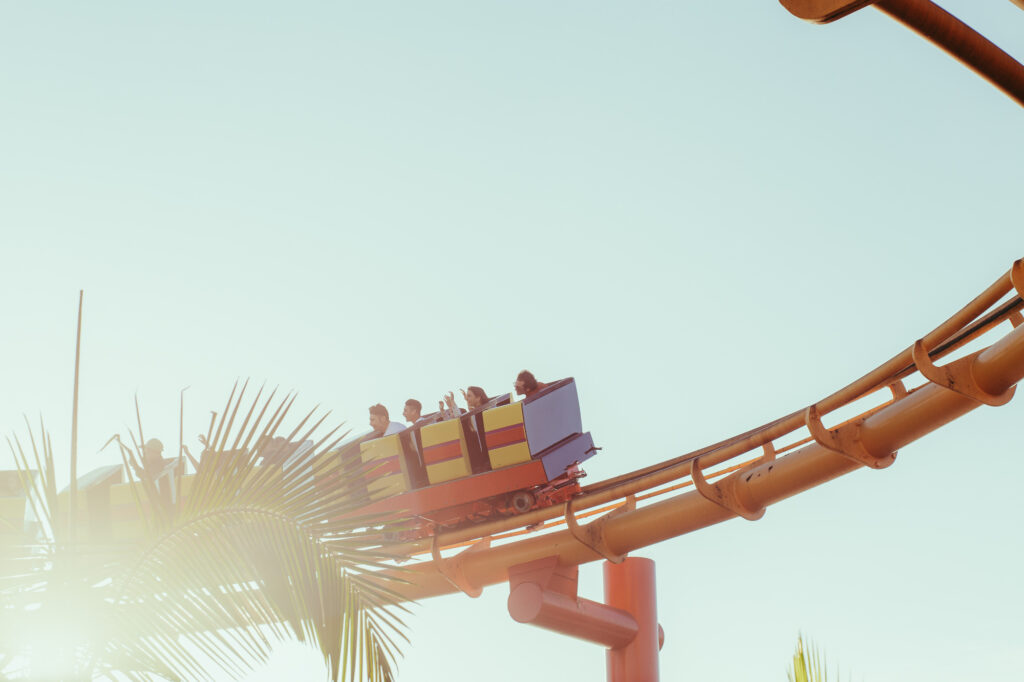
462, 386, 489, 410
439, 385, 491, 419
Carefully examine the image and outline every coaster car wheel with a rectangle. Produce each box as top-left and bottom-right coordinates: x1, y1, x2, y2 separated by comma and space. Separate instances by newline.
509, 490, 535, 515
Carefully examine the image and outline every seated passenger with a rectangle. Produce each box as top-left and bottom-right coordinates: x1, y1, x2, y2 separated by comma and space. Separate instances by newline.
462, 386, 489, 410
369, 404, 406, 437
437, 384, 490, 420
131, 438, 174, 511
403, 398, 424, 425
141, 438, 166, 482
514, 370, 548, 398
438, 392, 466, 420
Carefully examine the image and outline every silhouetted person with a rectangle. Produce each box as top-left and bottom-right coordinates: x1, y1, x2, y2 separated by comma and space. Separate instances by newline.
142, 438, 165, 481
132, 438, 174, 510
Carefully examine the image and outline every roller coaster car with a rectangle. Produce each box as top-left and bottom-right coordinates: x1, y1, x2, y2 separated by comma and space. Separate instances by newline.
324, 378, 598, 540
6, 379, 596, 545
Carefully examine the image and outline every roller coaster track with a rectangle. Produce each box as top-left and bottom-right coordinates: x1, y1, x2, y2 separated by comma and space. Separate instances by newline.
383, 259, 1024, 602
377, 4, 1024, 613
783, 0, 1024, 108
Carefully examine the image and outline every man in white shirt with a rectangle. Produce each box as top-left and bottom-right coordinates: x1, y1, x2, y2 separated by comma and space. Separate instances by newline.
369, 403, 406, 437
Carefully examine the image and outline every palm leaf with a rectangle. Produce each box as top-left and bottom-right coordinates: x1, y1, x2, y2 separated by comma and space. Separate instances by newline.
2, 387, 409, 681
787, 634, 842, 682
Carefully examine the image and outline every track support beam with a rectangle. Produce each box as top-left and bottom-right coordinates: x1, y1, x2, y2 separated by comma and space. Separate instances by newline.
690, 444, 774, 520
566, 496, 635, 563
912, 340, 1016, 406
804, 405, 896, 469
508, 556, 662, 682
432, 535, 490, 597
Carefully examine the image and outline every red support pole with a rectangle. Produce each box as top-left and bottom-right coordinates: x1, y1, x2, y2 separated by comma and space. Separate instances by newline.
604, 557, 659, 682
508, 581, 638, 648
507, 556, 663, 679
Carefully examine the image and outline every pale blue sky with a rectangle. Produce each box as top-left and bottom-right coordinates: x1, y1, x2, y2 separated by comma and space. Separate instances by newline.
1, 2, 1022, 680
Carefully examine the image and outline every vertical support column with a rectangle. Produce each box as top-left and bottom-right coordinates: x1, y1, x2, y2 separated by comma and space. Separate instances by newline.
604, 557, 659, 682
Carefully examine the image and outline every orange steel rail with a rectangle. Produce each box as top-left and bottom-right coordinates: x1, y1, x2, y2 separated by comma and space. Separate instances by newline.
379, 259, 1024, 601
781, 0, 1024, 108
390, 262, 1024, 558
379, 9, 1024, 678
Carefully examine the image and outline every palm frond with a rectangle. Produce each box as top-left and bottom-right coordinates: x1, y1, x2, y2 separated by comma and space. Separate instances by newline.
1, 386, 409, 681
788, 634, 840, 682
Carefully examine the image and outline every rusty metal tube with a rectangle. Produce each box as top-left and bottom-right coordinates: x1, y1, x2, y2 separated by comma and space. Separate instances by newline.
388, 268, 1019, 557
382, 321, 1024, 601
605, 558, 660, 682
860, 323, 1024, 456
874, 0, 1024, 108
973, 323, 1024, 395
508, 582, 638, 648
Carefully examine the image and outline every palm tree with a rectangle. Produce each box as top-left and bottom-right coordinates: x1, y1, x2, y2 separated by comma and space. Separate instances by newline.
1, 384, 406, 681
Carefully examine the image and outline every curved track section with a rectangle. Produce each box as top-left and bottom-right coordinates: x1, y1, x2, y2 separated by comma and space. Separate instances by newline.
384, 259, 1024, 601
781, 0, 1024, 108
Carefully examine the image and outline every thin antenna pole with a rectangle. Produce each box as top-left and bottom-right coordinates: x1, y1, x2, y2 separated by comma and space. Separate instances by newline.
178, 386, 189, 512
69, 290, 83, 544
